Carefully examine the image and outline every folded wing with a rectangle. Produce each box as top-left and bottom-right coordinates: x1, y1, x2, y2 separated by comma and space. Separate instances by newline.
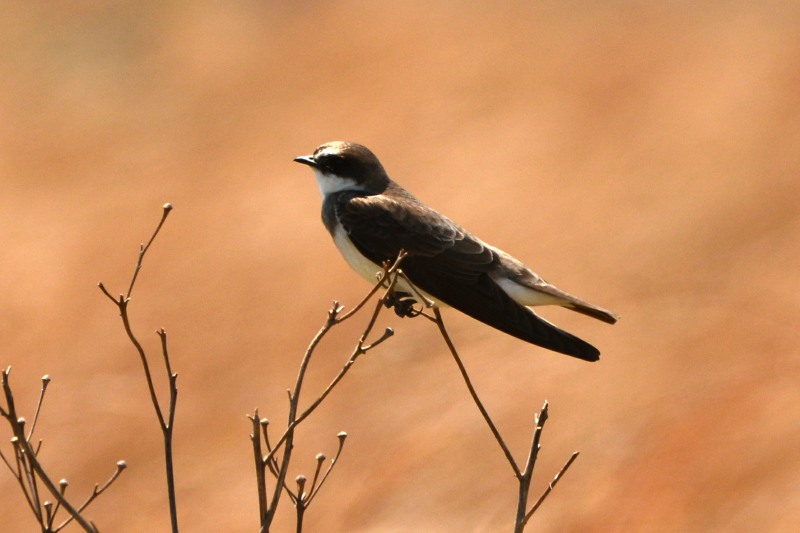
335, 190, 601, 361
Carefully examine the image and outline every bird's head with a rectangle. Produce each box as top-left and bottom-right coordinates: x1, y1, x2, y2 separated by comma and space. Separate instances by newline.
294, 141, 390, 196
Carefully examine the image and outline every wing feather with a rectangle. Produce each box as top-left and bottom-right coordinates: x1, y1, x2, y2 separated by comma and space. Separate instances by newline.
334, 190, 600, 361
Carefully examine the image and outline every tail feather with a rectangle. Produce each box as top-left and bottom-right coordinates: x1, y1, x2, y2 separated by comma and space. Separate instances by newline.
507, 272, 618, 325
404, 261, 604, 361
563, 302, 619, 325
517, 309, 601, 361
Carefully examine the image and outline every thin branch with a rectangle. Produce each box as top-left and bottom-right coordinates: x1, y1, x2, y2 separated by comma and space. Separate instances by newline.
2, 369, 98, 532
257, 253, 405, 531
7, 438, 40, 519
112, 296, 167, 430
522, 451, 580, 526
431, 308, 520, 476
261, 271, 397, 470
523, 402, 549, 481
51, 479, 69, 525
306, 432, 347, 505
24, 443, 43, 525
98, 203, 179, 533
249, 411, 268, 523
262, 308, 390, 469
425, 294, 579, 532
306, 454, 326, 501
156, 329, 179, 533
96, 282, 117, 304
158, 329, 175, 382
54, 461, 127, 532
263, 299, 344, 527
126, 203, 172, 299
26, 375, 51, 441
260, 419, 282, 476
44, 501, 54, 530
396, 269, 435, 309
294, 474, 307, 533
514, 402, 548, 532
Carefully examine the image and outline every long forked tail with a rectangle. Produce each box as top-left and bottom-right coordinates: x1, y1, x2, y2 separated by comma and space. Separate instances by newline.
457, 295, 603, 362
426, 271, 604, 361
517, 309, 601, 361
400, 259, 609, 361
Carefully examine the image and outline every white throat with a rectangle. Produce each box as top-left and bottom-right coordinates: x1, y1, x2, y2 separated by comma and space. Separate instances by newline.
315, 170, 365, 197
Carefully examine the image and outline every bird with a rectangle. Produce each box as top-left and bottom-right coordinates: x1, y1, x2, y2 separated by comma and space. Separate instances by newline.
294, 141, 617, 361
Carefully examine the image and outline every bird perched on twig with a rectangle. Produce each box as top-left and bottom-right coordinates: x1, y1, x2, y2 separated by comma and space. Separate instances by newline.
295, 141, 617, 361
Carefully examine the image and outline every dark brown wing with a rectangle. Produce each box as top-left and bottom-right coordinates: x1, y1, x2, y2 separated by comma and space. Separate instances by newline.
334, 189, 601, 361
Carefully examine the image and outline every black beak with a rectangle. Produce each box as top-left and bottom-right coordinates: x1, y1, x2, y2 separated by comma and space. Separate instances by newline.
293, 155, 317, 168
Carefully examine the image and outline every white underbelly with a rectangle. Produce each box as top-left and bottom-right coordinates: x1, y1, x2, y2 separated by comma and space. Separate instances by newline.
333, 225, 384, 283
494, 276, 564, 306
332, 225, 440, 305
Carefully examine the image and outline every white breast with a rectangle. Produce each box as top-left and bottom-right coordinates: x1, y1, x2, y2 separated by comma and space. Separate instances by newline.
332, 224, 440, 305
332, 224, 384, 283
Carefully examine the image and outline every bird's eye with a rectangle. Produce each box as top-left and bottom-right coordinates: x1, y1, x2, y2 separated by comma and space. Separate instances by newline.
322, 155, 349, 175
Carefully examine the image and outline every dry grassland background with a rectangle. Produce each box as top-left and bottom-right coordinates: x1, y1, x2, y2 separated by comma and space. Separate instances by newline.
1, 2, 798, 532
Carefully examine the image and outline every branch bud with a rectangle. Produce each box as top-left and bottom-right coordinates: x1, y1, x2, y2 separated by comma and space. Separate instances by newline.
296, 474, 307, 497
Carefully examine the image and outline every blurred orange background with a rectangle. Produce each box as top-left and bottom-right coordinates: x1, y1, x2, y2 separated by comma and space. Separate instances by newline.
1, 2, 798, 532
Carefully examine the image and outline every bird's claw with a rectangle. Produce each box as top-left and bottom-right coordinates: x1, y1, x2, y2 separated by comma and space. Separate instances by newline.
383, 291, 420, 318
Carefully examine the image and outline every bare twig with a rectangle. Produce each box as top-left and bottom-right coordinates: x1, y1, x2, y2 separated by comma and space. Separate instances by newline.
251, 246, 580, 531
396, 269, 435, 309
98, 202, 179, 533
249, 411, 269, 524
8, 436, 41, 521
253, 253, 405, 532
429, 299, 580, 532
54, 461, 127, 532
514, 402, 550, 532
126, 203, 172, 299
522, 451, 580, 526
260, 254, 405, 470
157, 328, 179, 531
431, 308, 520, 475
1, 368, 125, 532
26, 375, 50, 441
305, 432, 347, 505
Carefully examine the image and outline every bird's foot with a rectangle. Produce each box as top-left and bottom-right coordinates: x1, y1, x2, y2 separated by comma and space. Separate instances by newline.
383, 291, 420, 318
